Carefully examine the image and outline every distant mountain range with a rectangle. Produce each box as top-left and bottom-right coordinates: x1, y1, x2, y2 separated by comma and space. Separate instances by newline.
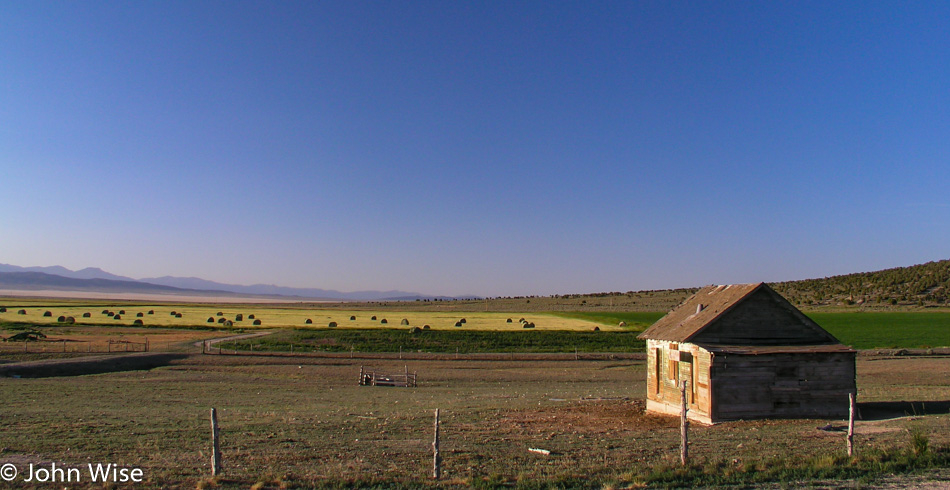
3, 260, 948, 305
0, 264, 455, 301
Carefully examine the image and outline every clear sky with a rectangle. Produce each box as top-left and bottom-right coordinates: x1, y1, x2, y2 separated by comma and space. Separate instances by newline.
2, 2, 949, 297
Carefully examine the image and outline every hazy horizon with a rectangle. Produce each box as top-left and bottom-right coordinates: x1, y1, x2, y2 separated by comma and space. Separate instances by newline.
3, 2, 949, 297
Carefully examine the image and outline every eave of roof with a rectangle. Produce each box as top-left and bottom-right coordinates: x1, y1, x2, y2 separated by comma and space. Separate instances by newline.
697, 343, 856, 355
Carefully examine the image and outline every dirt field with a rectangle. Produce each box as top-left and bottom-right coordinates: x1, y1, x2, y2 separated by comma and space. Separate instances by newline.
0, 354, 946, 488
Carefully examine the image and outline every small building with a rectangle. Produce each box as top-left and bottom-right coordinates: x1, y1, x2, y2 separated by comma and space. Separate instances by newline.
638, 283, 856, 424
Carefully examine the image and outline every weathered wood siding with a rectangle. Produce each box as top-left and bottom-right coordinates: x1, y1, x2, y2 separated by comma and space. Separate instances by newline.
645, 340, 713, 424
691, 288, 834, 345
710, 351, 855, 421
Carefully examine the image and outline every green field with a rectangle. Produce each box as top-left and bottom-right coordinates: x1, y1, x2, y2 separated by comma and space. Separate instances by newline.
213, 311, 950, 354
549, 311, 665, 329
808, 312, 950, 349
218, 328, 646, 354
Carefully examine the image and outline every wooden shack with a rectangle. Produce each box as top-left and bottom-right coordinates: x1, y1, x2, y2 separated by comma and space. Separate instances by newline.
638, 283, 856, 424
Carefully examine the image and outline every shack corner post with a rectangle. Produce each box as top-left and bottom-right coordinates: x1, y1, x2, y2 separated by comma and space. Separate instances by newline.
680, 380, 689, 465
847, 392, 856, 457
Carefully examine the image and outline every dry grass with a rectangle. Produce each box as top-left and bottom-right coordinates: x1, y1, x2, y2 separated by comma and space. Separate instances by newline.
0, 355, 946, 488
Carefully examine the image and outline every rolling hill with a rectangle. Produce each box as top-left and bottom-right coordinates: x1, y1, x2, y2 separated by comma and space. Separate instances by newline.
2, 259, 949, 308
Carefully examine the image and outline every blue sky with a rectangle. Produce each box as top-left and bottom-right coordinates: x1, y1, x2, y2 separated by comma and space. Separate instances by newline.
2, 2, 949, 297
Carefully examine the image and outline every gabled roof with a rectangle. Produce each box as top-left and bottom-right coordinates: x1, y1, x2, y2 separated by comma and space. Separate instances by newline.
637, 283, 840, 345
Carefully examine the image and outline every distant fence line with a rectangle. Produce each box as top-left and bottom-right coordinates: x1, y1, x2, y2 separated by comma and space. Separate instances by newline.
201, 340, 644, 361
0, 339, 149, 354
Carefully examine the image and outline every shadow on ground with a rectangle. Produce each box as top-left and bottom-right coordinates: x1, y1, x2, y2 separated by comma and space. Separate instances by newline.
858, 401, 950, 420
0, 352, 193, 378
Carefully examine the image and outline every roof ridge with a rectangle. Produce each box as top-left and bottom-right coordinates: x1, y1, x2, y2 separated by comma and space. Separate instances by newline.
638, 282, 838, 346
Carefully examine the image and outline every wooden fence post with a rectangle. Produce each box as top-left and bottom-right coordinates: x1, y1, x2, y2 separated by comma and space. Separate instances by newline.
680, 380, 689, 465
847, 392, 855, 457
211, 408, 222, 476
433, 409, 441, 479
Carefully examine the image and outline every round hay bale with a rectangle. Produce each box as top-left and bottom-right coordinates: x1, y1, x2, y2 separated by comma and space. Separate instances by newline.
454, 321, 462, 327
57, 315, 66, 322
0, 307, 6, 313
119, 310, 126, 315
43, 311, 52, 317
400, 318, 409, 325
409, 326, 422, 334
175, 313, 183, 318
170, 311, 177, 316
305, 319, 313, 324
102, 309, 110, 314
423, 325, 430, 330
328, 321, 338, 328
350, 316, 356, 321
522, 322, 535, 329
18, 309, 27, 315
225, 320, 233, 327
133, 319, 144, 325
136, 312, 144, 317
459, 318, 466, 323
82, 312, 91, 318
518, 317, 526, 323
217, 317, 226, 324
593, 326, 600, 331
148, 310, 154, 315
253, 319, 262, 326
207, 317, 215, 323
380, 318, 388, 324
506, 318, 513, 323
371, 315, 377, 321
216, 312, 224, 316
248, 314, 256, 319
618, 321, 626, 327
235, 314, 243, 321
114, 314, 122, 320
107, 311, 115, 317
65, 316, 75, 324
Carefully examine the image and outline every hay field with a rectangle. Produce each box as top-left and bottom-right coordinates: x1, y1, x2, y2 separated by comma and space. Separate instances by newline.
0, 300, 618, 331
